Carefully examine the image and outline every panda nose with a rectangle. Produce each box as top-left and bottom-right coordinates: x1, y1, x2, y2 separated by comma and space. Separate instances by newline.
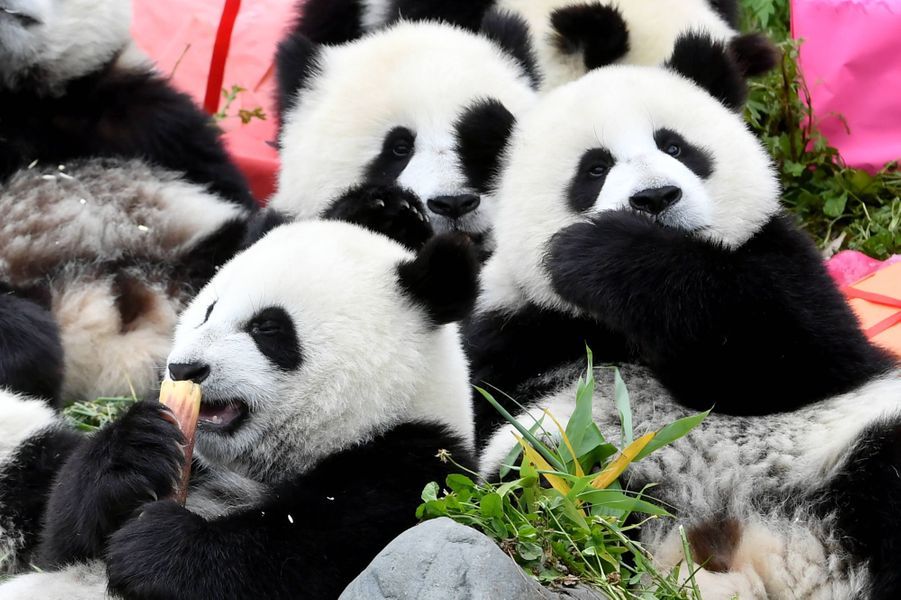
629, 186, 682, 215
427, 194, 481, 219
168, 362, 210, 383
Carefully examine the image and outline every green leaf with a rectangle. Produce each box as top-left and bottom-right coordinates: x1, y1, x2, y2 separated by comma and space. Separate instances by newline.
634, 410, 709, 461
579, 489, 672, 517
564, 347, 595, 456
613, 368, 633, 445
823, 191, 848, 218
421, 481, 439, 503
499, 417, 545, 479
480, 493, 503, 519
446, 474, 475, 493
517, 541, 543, 561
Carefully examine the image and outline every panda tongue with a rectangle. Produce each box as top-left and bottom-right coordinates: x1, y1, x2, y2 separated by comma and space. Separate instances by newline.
198, 402, 242, 427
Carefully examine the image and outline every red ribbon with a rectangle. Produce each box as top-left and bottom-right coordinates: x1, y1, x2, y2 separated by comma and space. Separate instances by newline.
203, 0, 242, 114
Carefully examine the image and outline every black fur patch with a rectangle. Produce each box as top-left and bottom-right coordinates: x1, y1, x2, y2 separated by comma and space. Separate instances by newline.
37, 402, 184, 567
365, 126, 416, 185
241, 209, 292, 249
179, 218, 249, 291
813, 418, 901, 599
387, 0, 495, 31
105, 422, 473, 599
0, 291, 64, 404
567, 148, 616, 212
274, 31, 321, 123
322, 184, 433, 250
480, 9, 541, 88
664, 32, 747, 110
455, 98, 516, 195
397, 234, 480, 326
0, 427, 81, 570
464, 305, 631, 443
547, 210, 896, 415
550, 3, 630, 71
729, 32, 780, 77
653, 128, 714, 179
286, 0, 364, 45
0, 63, 255, 208
245, 307, 302, 371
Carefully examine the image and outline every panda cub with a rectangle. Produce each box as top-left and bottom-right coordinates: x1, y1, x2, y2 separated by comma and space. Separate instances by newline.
475, 40, 901, 598
268, 19, 537, 255
286, 0, 776, 92
0, 221, 478, 600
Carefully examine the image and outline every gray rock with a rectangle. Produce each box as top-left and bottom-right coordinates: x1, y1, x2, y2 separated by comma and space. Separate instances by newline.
340, 518, 609, 600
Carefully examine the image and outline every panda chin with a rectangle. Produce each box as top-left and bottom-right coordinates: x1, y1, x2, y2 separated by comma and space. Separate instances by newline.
197, 399, 249, 434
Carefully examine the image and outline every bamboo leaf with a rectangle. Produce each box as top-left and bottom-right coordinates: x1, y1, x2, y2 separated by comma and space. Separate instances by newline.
613, 368, 633, 445
634, 411, 709, 461
590, 432, 655, 490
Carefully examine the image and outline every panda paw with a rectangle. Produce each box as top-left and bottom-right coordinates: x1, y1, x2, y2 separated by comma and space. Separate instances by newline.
38, 402, 185, 564
549, 4, 630, 70
106, 500, 202, 599
323, 185, 434, 250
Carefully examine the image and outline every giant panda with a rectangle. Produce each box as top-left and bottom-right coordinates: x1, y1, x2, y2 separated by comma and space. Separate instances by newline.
268, 19, 537, 255
472, 38, 901, 598
282, 0, 776, 92
0, 220, 478, 600
0, 0, 256, 403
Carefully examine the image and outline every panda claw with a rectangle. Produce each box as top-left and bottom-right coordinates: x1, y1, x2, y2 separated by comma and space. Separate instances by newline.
374, 199, 386, 209
400, 200, 411, 210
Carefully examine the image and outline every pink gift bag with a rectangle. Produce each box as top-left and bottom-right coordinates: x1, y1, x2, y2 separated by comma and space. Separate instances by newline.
792, 0, 901, 173
132, 0, 296, 203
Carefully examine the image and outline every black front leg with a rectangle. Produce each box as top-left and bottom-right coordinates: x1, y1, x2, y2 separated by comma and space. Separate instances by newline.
37, 401, 184, 567
322, 185, 434, 250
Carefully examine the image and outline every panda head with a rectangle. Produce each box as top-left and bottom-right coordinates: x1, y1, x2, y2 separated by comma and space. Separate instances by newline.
481, 39, 780, 313
0, 0, 131, 92
269, 19, 537, 247
165, 220, 478, 483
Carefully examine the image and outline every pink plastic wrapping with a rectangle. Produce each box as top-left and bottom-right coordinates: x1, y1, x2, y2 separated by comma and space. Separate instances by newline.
131, 0, 293, 202
792, 0, 901, 173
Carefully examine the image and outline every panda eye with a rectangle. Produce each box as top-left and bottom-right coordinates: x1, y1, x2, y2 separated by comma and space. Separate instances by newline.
587, 164, 608, 179
250, 320, 282, 336
392, 141, 413, 158
664, 143, 682, 158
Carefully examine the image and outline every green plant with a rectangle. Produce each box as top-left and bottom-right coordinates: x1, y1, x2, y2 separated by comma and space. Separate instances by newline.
740, 0, 900, 259
214, 85, 267, 125
63, 395, 138, 432
418, 351, 708, 598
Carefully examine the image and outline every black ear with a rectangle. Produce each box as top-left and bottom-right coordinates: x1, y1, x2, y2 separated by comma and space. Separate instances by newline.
397, 233, 480, 326
665, 32, 747, 110
549, 3, 629, 71
455, 98, 516, 195
290, 0, 365, 45
729, 32, 780, 77
707, 0, 740, 27
479, 9, 541, 88
241, 209, 291, 250
274, 31, 321, 124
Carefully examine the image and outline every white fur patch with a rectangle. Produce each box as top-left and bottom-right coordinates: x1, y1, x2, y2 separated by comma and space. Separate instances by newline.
0, 388, 56, 460
0, 560, 111, 599
497, 0, 736, 90
270, 21, 535, 236
0, 0, 132, 92
168, 220, 474, 484
480, 65, 780, 315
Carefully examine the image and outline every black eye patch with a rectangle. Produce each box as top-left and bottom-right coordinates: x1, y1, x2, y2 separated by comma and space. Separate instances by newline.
244, 306, 302, 371
567, 148, 616, 212
365, 126, 416, 185
653, 128, 713, 179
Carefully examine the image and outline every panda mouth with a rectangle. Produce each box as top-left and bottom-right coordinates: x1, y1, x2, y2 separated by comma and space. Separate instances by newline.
197, 399, 249, 433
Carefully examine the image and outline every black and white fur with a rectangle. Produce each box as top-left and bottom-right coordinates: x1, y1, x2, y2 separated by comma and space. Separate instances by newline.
0, 221, 478, 599
269, 20, 536, 254
282, 0, 776, 92
472, 43, 900, 598
0, 1, 256, 403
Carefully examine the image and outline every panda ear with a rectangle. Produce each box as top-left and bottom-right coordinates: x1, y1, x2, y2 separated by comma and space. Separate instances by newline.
274, 31, 321, 123
479, 9, 541, 89
397, 233, 480, 326
728, 32, 780, 77
455, 98, 516, 195
664, 32, 747, 111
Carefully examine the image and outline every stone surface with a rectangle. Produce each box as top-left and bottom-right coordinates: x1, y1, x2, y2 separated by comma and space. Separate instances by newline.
340, 518, 609, 600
